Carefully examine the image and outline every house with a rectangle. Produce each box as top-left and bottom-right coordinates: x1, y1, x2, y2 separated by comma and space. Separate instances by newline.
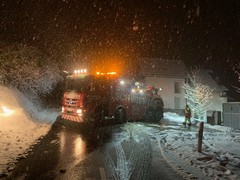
138, 58, 187, 114
138, 58, 228, 117
198, 70, 228, 124
198, 70, 228, 112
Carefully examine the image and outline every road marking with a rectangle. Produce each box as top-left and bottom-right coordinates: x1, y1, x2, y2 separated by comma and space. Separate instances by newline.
99, 167, 107, 180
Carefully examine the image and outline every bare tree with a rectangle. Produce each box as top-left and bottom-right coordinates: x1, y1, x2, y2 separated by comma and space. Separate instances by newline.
183, 69, 213, 122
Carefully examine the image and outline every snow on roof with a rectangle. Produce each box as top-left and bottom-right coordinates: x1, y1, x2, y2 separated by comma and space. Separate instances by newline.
137, 58, 187, 78
199, 70, 228, 92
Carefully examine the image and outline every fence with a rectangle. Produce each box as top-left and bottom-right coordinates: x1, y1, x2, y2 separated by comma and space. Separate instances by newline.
222, 102, 240, 129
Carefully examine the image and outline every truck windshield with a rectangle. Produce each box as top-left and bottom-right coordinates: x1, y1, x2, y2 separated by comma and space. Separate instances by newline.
65, 75, 110, 93
65, 77, 92, 92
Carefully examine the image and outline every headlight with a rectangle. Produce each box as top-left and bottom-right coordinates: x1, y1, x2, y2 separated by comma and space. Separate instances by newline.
120, 80, 125, 85
76, 109, 83, 114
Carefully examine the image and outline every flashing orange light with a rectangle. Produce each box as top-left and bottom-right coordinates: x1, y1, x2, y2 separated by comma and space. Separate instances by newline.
96, 72, 105, 75
96, 71, 117, 75
107, 72, 117, 75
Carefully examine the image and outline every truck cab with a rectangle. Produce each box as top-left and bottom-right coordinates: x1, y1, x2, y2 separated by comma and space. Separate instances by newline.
61, 70, 112, 123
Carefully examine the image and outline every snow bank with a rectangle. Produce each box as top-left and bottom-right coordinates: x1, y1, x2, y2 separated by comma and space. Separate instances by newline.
13, 87, 60, 124
0, 86, 56, 175
164, 112, 184, 123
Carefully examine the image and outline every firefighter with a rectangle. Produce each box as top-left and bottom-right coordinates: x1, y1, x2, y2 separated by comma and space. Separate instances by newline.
146, 86, 154, 98
183, 104, 191, 126
153, 88, 160, 98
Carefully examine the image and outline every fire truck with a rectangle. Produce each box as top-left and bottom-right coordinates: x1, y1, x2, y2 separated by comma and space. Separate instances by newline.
61, 68, 164, 125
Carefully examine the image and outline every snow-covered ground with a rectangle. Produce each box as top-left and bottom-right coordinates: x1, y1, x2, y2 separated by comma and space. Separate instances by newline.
0, 86, 59, 176
147, 112, 240, 180
0, 85, 240, 179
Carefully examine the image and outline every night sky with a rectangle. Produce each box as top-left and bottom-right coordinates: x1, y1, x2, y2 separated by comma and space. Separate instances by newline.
1, 0, 240, 76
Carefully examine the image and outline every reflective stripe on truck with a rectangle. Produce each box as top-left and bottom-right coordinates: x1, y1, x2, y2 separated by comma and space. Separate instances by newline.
62, 114, 83, 123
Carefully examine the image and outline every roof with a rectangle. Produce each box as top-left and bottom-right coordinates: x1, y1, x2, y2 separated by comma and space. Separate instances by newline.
137, 58, 187, 78
198, 70, 228, 92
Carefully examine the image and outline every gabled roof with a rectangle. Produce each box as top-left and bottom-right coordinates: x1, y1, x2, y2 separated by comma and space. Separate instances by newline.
138, 58, 187, 78
199, 70, 228, 92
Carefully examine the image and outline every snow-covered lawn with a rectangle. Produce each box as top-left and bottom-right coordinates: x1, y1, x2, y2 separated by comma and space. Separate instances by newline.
151, 112, 240, 180
0, 86, 240, 179
0, 86, 59, 176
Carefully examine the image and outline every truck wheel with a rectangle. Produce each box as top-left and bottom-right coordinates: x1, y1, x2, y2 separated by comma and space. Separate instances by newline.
114, 107, 127, 124
94, 109, 105, 126
94, 104, 109, 126
155, 111, 163, 122
144, 107, 155, 122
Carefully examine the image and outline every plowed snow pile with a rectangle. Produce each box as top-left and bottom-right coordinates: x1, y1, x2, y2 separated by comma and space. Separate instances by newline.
0, 86, 52, 174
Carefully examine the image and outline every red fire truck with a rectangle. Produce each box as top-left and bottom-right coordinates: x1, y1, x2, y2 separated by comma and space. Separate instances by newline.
61, 68, 163, 125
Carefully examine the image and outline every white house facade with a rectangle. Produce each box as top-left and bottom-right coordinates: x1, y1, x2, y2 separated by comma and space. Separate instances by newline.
198, 70, 228, 112
138, 58, 187, 112
138, 58, 228, 117
198, 70, 228, 124
144, 77, 186, 111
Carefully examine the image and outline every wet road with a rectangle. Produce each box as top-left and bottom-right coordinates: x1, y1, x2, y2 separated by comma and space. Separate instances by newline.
7, 118, 184, 180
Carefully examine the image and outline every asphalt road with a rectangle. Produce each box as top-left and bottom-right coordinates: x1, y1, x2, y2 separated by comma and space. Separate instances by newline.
6, 118, 184, 180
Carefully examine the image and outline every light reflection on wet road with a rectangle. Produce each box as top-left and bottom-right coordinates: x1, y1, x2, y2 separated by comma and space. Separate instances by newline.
59, 130, 87, 166
7, 118, 112, 180
7, 118, 185, 180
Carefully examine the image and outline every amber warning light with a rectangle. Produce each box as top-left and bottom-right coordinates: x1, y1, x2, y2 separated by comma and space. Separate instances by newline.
96, 72, 117, 75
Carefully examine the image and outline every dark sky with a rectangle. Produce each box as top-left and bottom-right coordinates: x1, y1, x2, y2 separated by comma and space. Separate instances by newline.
0, 0, 240, 70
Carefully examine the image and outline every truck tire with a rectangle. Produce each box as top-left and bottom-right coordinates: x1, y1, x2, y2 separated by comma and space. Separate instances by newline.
144, 107, 155, 122
93, 103, 109, 126
94, 107, 105, 126
114, 106, 127, 124
155, 111, 163, 122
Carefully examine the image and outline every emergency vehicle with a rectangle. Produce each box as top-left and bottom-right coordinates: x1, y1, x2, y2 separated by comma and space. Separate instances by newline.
61, 68, 163, 125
